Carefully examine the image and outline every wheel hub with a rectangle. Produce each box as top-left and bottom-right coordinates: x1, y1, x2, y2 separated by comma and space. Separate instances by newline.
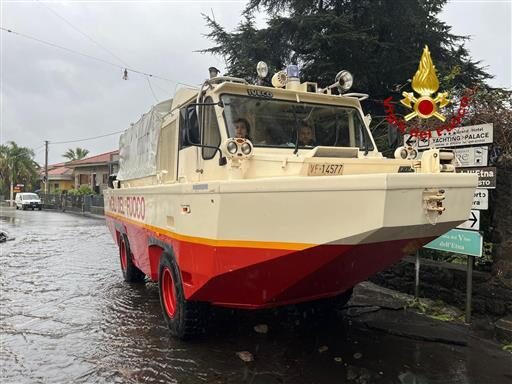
162, 268, 177, 318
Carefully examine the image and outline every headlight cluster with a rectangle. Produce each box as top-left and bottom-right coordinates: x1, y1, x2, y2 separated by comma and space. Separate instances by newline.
394, 145, 418, 160
223, 138, 254, 159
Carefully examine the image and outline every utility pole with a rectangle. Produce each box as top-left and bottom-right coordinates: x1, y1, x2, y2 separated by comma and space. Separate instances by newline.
9, 158, 14, 207
44, 140, 49, 195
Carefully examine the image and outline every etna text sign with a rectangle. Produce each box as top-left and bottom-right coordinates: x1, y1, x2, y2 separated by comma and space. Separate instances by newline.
454, 146, 488, 167
472, 189, 489, 210
457, 210, 480, 231
456, 167, 496, 189
424, 229, 483, 257
404, 123, 493, 149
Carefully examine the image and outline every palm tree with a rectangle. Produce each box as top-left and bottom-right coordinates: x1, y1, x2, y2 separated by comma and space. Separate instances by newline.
63, 147, 89, 161
0, 142, 39, 203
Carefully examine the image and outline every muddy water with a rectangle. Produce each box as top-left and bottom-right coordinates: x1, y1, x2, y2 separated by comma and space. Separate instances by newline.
1, 208, 510, 384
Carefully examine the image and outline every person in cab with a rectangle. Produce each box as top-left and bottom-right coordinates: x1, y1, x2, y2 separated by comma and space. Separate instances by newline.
233, 118, 251, 140
298, 122, 317, 147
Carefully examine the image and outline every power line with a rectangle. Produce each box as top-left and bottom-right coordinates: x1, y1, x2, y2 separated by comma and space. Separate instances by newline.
0, 26, 198, 88
49, 129, 125, 145
145, 76, 160, 102
35, 0, 128, 68
35, 1, 163, 102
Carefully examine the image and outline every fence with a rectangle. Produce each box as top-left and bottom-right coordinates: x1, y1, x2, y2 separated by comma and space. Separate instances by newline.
40, 193, 105, 215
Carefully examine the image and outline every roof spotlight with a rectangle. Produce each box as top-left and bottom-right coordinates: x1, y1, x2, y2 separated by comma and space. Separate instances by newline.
256, 61, 268, 79
335, 70, 353, 92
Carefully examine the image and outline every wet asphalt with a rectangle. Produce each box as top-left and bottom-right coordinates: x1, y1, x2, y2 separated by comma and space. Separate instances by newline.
0, 207, 511, 384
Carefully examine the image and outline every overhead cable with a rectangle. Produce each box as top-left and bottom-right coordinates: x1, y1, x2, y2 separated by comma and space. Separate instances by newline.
36, 0, 128, 67
0, 26, 197, 88
49, 129, 125, 145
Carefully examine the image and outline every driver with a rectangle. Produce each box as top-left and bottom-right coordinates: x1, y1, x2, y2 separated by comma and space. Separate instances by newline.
233, 118, 251, 140
298, 123, 317, 147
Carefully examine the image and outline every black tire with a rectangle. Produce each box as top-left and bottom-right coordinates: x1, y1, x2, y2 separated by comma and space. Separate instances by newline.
22, 205, 26, 211
38, 207, 42, 211
15, 206, 18, 210
119, 235, 145, 283
158, 251, 208, 339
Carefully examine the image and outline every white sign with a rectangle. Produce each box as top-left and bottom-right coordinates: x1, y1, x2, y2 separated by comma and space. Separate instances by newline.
404, 123, 493, 149
472, 189, 489, 210
454, 146, 488, 167
457, 210, 480, 231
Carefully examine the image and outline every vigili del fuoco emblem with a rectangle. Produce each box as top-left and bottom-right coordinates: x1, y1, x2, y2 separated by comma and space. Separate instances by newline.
401, 45, 450, 121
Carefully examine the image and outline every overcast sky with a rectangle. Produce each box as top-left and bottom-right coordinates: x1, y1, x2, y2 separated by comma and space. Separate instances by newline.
1, 0, 510, 165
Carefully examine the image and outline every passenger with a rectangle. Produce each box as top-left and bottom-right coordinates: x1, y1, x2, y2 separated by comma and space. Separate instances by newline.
233, 118, 251, 140
298, 123, 317, 147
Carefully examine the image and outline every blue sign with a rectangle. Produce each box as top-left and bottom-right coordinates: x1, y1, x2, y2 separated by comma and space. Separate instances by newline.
424, 229, 483, 257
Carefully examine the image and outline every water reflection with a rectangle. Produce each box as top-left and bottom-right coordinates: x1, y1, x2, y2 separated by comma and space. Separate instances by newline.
1, 208, 511, 384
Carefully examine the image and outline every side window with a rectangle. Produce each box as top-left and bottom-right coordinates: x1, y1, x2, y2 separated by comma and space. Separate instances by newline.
179, 105, 199, 149
201, 97, 221, 160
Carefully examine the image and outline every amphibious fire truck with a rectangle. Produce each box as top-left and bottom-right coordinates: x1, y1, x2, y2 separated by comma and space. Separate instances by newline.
105, 63, 477, 338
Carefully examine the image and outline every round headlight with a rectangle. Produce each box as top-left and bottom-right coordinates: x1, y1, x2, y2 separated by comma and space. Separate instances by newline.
241, 142, 252, 155
410, 149, 418, 159
335, 70, 353, 91
256, 61, 268, 78
227, 141, 238, 154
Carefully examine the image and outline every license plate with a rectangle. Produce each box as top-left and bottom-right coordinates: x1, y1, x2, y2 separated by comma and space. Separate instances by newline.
308, 163, 344, 176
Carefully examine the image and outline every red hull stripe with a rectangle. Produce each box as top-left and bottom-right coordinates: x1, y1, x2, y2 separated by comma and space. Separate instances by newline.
106, 213, 433, 308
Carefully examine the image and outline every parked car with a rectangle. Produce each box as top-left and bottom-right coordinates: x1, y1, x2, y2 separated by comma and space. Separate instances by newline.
15, 193, 42, 211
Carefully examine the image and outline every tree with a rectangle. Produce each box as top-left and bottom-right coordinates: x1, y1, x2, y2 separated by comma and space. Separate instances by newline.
63, 147, 89, 161
203, 0, 490, 100
0, 142, 40, 198
462, 88, 512, 285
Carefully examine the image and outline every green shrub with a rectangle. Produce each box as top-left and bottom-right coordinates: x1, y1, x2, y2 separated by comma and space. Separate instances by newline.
68, 185, 95, 196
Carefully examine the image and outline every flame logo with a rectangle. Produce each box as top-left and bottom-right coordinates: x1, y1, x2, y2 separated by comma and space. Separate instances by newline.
400, 45, 449, 121
412, 46, 439, 96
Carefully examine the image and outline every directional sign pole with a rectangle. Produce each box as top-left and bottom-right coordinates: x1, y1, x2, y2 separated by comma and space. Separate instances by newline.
465, 256, 473, 324
414, 250, 420, 299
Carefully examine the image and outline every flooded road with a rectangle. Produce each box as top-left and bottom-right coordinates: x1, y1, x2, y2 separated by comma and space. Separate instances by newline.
1, 207, 511, 383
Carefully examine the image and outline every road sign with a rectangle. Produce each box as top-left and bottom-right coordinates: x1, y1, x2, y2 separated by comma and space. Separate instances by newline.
456, 167, 496, 189
404, 123, 493, 149
454, 146, 488, 167
424, 229, 483, 257
472, 189, 489, 210
457, 210, 480, 230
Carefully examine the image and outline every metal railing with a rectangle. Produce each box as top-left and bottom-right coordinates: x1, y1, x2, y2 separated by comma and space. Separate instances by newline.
39, 193, 104, 215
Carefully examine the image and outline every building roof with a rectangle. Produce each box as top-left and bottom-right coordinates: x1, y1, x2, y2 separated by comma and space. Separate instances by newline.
48, 166, 73, 176
48, 162, 67, 169
39, 165, 74, 181
66, 150, 119, 167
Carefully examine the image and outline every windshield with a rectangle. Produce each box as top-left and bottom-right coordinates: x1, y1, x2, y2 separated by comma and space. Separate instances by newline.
22, 193, 39, 200
221, 94, 374, 150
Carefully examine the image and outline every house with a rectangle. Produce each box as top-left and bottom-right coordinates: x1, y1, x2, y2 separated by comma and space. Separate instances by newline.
47, 164, 74, 193
66, 150, 119, 194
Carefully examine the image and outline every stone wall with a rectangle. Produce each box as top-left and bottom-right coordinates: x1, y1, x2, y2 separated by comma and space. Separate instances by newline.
371, 256, 512, 316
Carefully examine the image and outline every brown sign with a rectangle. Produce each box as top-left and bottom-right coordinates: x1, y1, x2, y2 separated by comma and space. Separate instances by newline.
456, 167, 496, 189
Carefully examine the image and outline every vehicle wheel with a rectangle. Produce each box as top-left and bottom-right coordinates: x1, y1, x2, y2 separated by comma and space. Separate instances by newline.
38, 207, 42, 211
22, 205, 26, 211
119, 235, 145, 283
159, 251, 208, 339
15, 206, 18, 210
31, 207, 34, 211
